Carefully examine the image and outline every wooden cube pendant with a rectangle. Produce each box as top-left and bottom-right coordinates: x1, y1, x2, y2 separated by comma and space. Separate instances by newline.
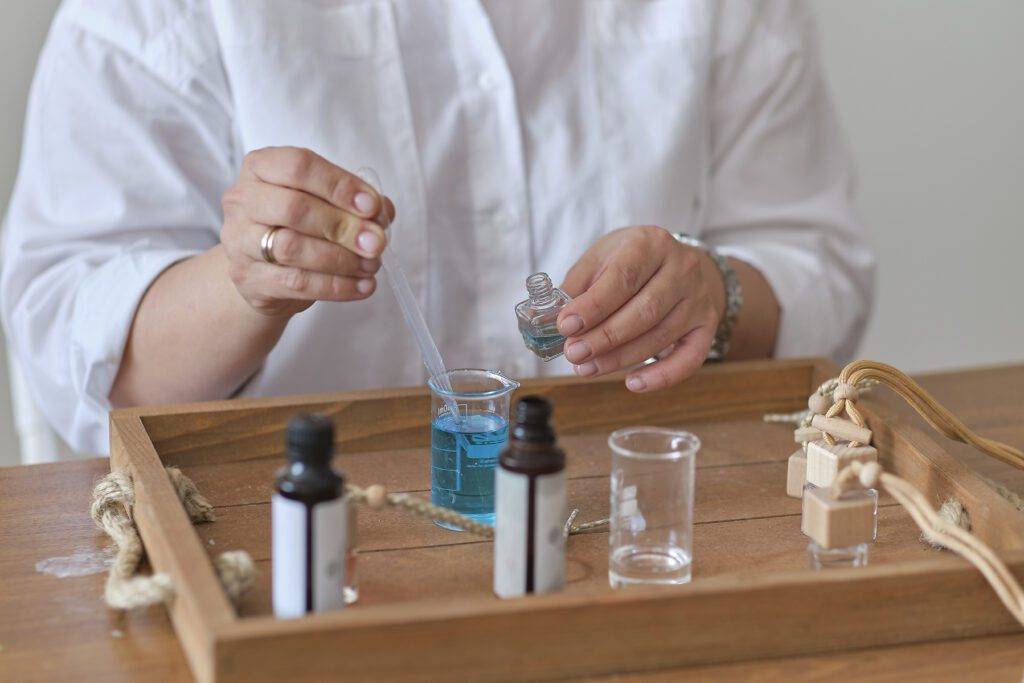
806, 440, 878, 487
801, 486, 875, 549
786, 450, 807, 498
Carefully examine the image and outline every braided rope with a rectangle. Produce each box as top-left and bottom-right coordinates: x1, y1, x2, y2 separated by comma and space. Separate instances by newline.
90, 467, 255, 610
763, 377, 878, 442
345, 483, 608, 538
832, 461, 1024, 627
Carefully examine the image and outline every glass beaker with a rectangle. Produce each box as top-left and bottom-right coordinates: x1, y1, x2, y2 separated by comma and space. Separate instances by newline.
608, 427, 699, 588
428, 369, 520, 530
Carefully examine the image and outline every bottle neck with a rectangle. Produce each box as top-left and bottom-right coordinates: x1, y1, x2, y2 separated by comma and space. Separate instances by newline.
277, 458, 344, 503
526, 273, 557, 308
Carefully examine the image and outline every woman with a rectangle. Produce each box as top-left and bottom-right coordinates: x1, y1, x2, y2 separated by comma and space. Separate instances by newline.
1, 0, 873, 454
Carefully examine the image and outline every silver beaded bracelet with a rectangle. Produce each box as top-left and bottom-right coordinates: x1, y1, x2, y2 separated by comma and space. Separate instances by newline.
672, 233, 743, 361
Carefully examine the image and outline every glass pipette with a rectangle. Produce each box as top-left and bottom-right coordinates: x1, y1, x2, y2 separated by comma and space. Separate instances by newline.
356, 168, 458, 411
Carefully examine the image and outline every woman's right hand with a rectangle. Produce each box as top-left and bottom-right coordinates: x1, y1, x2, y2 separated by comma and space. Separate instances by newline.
220, 147, 395, 317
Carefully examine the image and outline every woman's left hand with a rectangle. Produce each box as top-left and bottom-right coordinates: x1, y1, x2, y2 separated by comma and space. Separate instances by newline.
556, 226, 726, 392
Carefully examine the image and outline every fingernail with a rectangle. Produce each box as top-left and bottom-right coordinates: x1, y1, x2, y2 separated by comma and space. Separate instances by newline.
360, 258, 380, 273
559, 315, 583, 336
353, 192, 376, 215
356, 278, 375, 294
357, 231, 382, 254
564, 340, 591, 363
574, 361, 597, 377
626, 376, 646, 392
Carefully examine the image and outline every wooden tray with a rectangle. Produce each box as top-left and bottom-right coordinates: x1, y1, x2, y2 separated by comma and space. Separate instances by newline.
109, 358, 1024, 682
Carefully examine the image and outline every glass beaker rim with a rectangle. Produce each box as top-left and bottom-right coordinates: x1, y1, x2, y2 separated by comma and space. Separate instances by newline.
608, 426, 700, 461
427, 368, 520, 400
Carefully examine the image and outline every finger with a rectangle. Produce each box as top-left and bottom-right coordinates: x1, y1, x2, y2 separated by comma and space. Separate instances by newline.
556, 244, 661, 338
240, 182, 387, 258
559, 251, 601, 299
248, 261, 377, 302
622, 324, 715, 393
562, 267, 683, 365
242, 147, 391, 253
246, 226, 379, 277
571, 297, 694, 378
380, 196, 397, 226
242, 147, 382, 218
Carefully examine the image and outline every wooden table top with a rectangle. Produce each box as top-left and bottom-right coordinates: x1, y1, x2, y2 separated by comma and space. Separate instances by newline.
2, 364, 1023, 682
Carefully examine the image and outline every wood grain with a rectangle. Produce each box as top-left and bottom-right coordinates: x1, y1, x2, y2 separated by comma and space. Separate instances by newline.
214, 553, 1024, 682
134, 359, 813, 467
109, 414, 234, 682
5, 456, 1020, 682
4, 360, 1024, 682
232, 505, 921, 616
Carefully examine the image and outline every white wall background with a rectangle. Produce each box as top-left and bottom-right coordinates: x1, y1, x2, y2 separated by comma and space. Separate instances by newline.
815, 0, 1024, 372
0, 1, 1021, 465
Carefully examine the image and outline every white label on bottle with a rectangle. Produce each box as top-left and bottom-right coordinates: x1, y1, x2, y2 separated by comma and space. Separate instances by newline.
493, 468, 566, 598
494, 468, 528, 599
271, 493, 347, 618
533, 471, 567, 594
312, 495, 347, 612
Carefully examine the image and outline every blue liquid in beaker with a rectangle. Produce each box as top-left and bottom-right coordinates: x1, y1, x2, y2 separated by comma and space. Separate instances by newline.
430, 411, 509, 529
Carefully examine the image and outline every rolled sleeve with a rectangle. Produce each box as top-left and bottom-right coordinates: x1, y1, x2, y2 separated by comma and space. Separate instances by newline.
1, 7, 232, 454
703, 1, 875, 362
67, 246, 202, 449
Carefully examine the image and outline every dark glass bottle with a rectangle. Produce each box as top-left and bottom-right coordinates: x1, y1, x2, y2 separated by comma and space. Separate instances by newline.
493, 396, 567, 598
272, 414, 348, 617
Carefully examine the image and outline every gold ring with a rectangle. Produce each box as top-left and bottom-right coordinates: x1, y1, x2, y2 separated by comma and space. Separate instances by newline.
260, 227, 281, 264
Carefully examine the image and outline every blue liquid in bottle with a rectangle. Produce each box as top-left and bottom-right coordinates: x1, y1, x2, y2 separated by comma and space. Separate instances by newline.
520, 323, 566, 361
430, 411, 509, 530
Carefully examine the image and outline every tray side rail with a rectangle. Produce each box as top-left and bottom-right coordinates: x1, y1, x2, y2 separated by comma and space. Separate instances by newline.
212, 554, 1024, 682
110, 412, 236, 683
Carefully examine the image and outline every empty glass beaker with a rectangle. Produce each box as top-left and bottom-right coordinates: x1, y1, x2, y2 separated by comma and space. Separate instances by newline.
608, 427, 699, 588
428, 369, 520, 530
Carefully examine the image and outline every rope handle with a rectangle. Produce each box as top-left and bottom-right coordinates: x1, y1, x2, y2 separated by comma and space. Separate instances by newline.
91, 468, 255, 610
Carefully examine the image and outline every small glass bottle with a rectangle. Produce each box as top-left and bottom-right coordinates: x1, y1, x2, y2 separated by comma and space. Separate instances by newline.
515, 273, 572, 361
272, 414, 348, 618
802, 486, 875, 570
494, 396, 567, 598
808, 541, 869, 569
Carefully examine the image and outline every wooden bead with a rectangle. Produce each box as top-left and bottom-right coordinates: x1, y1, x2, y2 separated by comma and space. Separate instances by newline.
365, 485, 387, 509
794, 426, 823, 444
808, 393, 831, 416
858, 462, 882, 489
806, 440, 878, 487
802, 486, 876, 549
833, 383, 859, 402
810, 415, 872, 446
787, 450, 807, 498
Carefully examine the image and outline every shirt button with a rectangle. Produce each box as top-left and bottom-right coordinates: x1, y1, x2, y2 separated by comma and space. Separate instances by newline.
477, 71, 499, 91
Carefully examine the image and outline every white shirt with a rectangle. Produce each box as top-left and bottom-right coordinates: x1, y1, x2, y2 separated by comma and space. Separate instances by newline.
1, 0, 874, 454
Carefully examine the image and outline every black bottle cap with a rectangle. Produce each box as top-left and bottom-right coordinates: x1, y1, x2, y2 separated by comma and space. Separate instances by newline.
501, 396, 564, 474
511, 396, 556, 444
285, 414, 334, 463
